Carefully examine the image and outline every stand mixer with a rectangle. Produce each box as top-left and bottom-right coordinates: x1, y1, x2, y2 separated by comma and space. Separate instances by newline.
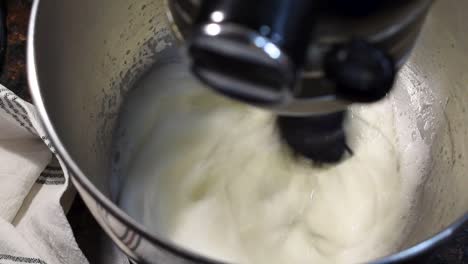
168, 0, 433, 162
28, 0, 468, 262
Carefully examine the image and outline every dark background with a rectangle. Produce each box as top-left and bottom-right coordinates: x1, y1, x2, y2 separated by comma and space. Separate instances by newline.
3, 0, 467, 263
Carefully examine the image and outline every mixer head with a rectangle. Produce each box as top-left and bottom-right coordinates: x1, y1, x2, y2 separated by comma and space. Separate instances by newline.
167, 0, 433, 162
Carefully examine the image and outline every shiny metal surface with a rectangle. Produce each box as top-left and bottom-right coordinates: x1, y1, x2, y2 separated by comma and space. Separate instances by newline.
168, 0, 433, 116
27, 0, 468, 263
169, 0, 433, 67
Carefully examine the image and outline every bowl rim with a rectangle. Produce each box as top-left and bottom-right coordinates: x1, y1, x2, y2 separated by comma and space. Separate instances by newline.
27, 0, 468, 263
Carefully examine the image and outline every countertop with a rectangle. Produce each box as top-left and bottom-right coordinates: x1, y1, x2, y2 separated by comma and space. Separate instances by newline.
4, 0, 467, 263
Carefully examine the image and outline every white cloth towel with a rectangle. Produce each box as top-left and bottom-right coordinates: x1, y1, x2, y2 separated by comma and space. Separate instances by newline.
0, 85, 88, 264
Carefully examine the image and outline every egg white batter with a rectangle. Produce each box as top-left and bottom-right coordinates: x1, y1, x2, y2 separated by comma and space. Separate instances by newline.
116, 63, 425, 264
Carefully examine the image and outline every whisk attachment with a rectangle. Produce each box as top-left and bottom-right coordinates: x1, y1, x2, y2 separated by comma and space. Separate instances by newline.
276, 111, 350, 163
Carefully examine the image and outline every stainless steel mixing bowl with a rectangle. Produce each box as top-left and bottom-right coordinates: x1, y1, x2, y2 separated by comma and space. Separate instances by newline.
27, 0, 468, 263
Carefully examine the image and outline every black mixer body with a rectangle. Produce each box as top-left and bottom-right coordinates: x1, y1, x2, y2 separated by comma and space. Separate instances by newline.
167, 0, 434, 162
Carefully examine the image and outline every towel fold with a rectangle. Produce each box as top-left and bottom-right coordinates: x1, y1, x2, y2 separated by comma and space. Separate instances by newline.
0, 85, 88, 264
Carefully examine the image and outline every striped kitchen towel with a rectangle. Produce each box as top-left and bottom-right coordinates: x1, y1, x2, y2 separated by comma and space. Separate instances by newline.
0, 85, 88, 264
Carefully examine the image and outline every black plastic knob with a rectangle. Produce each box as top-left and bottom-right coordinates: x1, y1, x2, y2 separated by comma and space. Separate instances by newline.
325, 39, 396, 103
